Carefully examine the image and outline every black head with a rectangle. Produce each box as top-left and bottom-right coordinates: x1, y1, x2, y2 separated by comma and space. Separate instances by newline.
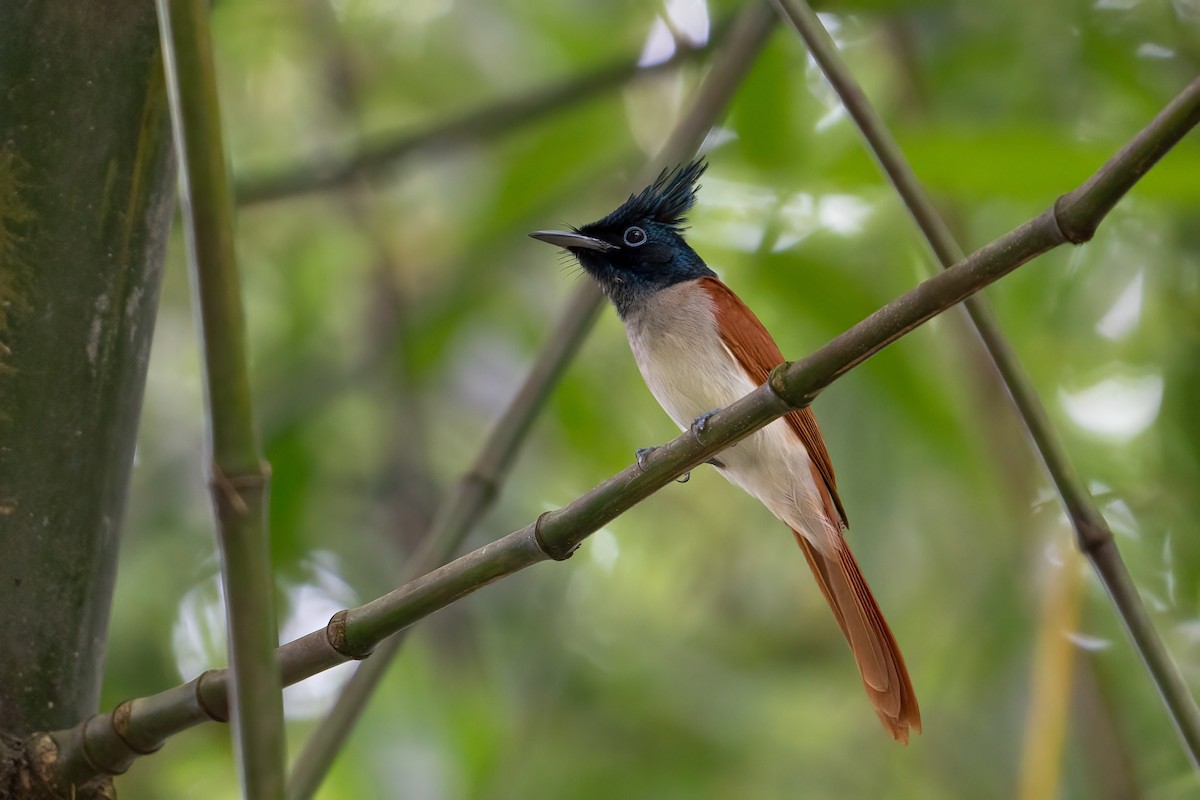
531, 160, 715, 318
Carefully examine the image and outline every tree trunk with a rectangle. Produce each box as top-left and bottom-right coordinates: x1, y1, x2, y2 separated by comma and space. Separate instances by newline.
0, 0, 175, 792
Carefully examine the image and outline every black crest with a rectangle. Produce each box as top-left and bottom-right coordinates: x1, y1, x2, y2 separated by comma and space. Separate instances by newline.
589, 159, 707, 231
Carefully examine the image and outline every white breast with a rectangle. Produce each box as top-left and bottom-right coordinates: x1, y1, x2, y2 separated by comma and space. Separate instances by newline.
622, 282, 837, 551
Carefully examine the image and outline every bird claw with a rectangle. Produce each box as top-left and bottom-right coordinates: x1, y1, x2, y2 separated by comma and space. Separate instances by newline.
690, 412, 724, 469
635, 446, 657, 471
691, 409, 720, 435
637, 446, 692, 483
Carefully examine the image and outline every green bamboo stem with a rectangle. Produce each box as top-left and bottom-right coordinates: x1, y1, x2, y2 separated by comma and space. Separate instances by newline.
285, 6, 779, 797
155, 1, 285, 797
772, 0, 1200, 766
31, 74, 1200, 789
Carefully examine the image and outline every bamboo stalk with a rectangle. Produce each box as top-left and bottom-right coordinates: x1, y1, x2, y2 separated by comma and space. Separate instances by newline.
155, 1, 285, 797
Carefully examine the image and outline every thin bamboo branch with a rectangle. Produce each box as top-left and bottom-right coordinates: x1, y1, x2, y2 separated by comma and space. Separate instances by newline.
285, 6, 779, 797
155, 1, 285, 797
31, 75, 1200, 788
234, 25, 721, 206
771, 0, 1200, 766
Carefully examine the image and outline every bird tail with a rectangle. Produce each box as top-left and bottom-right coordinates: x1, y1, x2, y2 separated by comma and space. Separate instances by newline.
792, 529, 922, 743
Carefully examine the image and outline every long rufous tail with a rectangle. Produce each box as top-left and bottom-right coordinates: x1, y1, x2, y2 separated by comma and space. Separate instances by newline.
792, 530, 922, 743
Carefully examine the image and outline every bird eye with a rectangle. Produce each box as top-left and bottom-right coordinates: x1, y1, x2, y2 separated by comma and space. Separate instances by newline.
623, 226, 647, 247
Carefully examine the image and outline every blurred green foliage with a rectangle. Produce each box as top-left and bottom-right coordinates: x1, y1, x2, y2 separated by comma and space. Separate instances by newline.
106, 0, 1199, 797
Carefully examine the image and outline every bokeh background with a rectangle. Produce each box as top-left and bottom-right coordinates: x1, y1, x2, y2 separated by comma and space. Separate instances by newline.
106, 0, 1200, 797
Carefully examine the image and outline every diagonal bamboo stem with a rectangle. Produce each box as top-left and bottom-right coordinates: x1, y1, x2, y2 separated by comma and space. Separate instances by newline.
31, 73, 1200, 789
771, 0, 1200, 766
156, 0, 285, 797
285, 5, 779, 797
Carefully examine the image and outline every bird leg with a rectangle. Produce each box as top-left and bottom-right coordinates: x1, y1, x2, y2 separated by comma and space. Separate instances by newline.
691, 408, 720, 434
635, 447, 657, 470
690, 410, 726, 469
635, 445, 692, 484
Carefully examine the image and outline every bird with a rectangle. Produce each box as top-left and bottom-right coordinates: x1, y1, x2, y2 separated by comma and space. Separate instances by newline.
530, 160, 921, 742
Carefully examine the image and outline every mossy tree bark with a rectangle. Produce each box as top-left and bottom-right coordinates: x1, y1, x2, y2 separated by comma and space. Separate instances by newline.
0, 1, 175, 794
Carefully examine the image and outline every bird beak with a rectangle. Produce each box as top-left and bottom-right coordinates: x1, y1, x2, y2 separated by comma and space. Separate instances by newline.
529, 230, 617, 252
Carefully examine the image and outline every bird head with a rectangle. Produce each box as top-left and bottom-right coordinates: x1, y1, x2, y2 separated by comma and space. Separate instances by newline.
531, 160, 715, 317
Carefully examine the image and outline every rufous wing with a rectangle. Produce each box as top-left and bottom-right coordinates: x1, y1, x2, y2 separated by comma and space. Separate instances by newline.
697, 276, 921, 742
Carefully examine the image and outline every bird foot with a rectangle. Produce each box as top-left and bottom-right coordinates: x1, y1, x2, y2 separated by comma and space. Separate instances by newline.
636, 445, 691, 483
690, 411, 724, 469
691, 409, 720, 435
